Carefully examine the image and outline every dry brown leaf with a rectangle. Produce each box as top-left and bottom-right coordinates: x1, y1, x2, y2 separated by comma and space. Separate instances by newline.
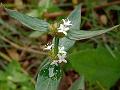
7, 49, 20, 60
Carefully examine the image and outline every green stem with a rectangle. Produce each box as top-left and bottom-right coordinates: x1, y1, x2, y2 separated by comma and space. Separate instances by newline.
96, 81, 106, 90
54, 37, 59, 55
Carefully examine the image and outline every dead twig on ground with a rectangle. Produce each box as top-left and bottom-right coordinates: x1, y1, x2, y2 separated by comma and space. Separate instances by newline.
44, 1, 120, 18
0, 36, 47, 55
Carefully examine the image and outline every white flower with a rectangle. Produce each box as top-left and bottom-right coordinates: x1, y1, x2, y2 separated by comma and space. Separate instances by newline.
57, 53, 67, 63
51, 60, 58, 66
49, 46, 67, 65
58, 24, 70, 31
62, 18, 72, 26
44, 44, 53, 50
58, 46, 66, 54
57, 18, 72, 35
57, 46, 67, 64
57, 24, 69, 35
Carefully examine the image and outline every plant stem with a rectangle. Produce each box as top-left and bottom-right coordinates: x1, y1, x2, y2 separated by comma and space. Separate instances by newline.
96, 81, 106, 90
54, 37, 59, 55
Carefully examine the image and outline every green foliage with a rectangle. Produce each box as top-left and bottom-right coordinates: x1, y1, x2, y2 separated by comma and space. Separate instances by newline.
0, 61, 34, 90
59, 5, 81, 51
6, 9, 49, 32
69, 47, 120, 89
38, 0, 51, 14
68, 4, 81, 31
36, 59, 62, 90
6, 3, 120, 90
59, 37, 75, 51
106, 5, 120, 11
29, 31, 45, 38
28, 0, 51, 17
28, 0, 61, 17
68, 25, 120, 40
59, 5, 120, 52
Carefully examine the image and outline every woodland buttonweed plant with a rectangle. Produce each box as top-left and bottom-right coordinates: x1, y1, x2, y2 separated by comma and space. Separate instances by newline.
5, 4, 120, 90
44, 18, 72, 65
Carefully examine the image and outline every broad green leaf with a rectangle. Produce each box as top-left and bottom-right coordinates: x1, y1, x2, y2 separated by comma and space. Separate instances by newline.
68, 4, 81, 31
29, 31, 45, 38
39, 58, 50, 69
52, 37, 75, 51
69, 47, 120, 89
59, 4, 81, 51
68, 25, 120, 40
36, 59, 62, 90
59, 37, 75, 51
69, 75, 85, 90
6, 9, 49, 32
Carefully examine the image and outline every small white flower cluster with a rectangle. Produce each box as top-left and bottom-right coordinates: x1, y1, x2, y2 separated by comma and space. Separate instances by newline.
44, 18, 72, 65
44, 43, 53, 50
57, 18, 72, 35
44, 44, 67, 65
51, 46, 67, 65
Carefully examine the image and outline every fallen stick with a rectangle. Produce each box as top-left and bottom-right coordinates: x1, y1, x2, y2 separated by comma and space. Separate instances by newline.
44, 1, 120, 18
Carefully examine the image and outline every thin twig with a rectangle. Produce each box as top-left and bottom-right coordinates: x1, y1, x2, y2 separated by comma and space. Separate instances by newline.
44, 11, 70, 18
44, 1, 120, 18
0, 36, 47, 55
88, 1, 120, 11
96, 80, 106, 90
0, 52, 11, 62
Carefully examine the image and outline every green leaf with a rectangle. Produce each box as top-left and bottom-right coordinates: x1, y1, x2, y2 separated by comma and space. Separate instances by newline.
68, 25, 120, 40
29, 31, 45, 38
36, 59, 62, 90
37, 0, 51, 17
59, 37, 75, 51
59, 4, 81, 51
69, 75, 85, 90
38, 0, 51, 12
69, 47, 120, 89
68, 4, 81, 31
6, 9, 49, 32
